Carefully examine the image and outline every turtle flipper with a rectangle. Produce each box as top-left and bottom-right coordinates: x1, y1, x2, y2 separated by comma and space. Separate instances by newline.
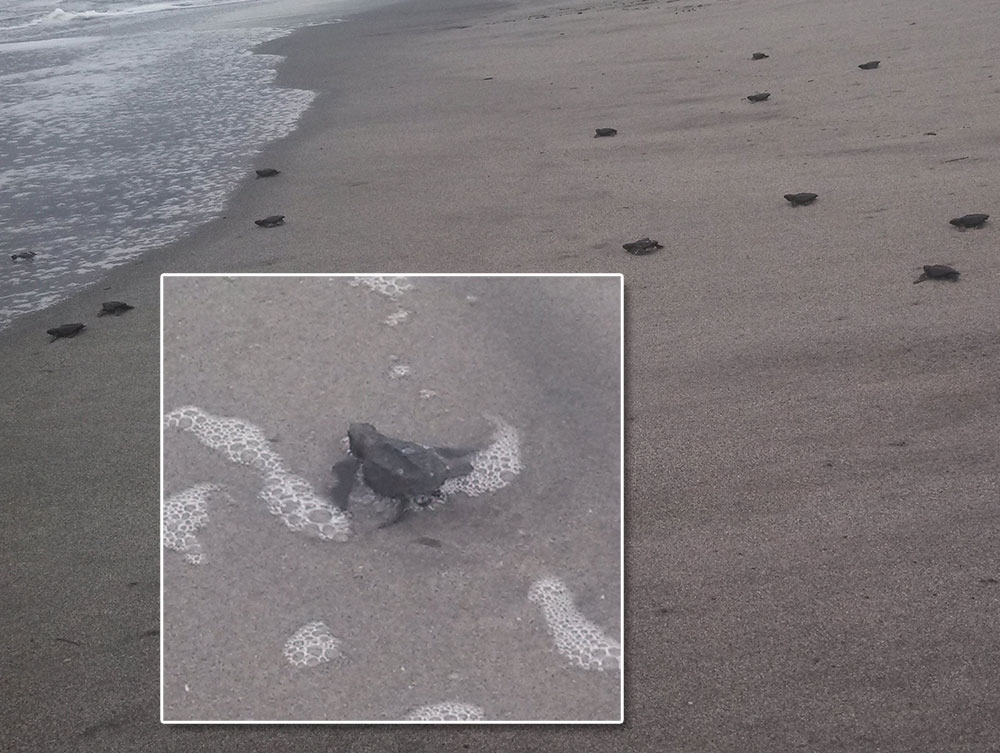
377, 498, 409, 529
433, 446, 476, 478
331, 457, 360, 510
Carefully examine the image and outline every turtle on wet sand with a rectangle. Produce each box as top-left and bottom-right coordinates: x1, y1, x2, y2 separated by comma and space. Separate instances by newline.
949, 214, 988, 229
623, 237, 662, 255
914, 264, 960, 283
594, 128, 617, 138
11, 251, 36, 261
751, 52, 769, 60
255, 168, 280, 178
747, 92, 770, 102
331, 423, 475, 529
255, 215, 285, 228
47, 323, 86, 340
98, 301, 134, 316
858, 60, 880, 70
785, 192, 818, 206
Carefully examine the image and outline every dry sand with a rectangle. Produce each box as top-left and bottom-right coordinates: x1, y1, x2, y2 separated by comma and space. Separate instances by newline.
2, 0, 999, 747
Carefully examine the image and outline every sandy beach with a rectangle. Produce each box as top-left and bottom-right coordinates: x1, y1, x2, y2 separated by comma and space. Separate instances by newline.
2, 0, 999, 747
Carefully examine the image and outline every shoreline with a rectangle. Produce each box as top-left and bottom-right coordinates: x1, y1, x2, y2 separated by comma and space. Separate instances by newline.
4, 0, 1000, 747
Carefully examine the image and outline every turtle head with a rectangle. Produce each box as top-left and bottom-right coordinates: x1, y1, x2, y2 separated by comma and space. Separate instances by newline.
347, 423, 380, 457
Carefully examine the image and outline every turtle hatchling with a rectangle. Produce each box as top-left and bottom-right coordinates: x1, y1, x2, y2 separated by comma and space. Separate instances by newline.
914, 264, 960, 283
331, 423, 475, 529
747, 92, 770, 102
785, 192, 818, 206
858, 60, 880, 70
594, 128, 618, 138
11, 251, 36, 261
47, 323, 86, 340
751, 52, 769, 60
949, 214, 988, 229
255, 168, 280, 178
98, 301, 134, 316
254, 215, 285, 228
623, 237, 663, 255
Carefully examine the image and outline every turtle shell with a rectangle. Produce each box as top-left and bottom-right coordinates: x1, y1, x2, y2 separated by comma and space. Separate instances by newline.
348, 423, 471, 500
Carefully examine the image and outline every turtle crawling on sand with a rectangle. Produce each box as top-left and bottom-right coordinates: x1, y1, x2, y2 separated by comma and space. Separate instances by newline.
255, 215, 285, 228
331, 423, 474, 529
11, 251, 35, 261
98, 301, 134, 316
746, 92, 770, 102
785, 192, 818, 206
47, 323, 85, 340
949, 214, 988, 229
622, 237, 663, 255
255, 168, 280, 178
914, 264, 960, 283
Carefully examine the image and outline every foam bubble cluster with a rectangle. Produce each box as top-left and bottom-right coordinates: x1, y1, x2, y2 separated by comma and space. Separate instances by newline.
283, 621, 343, 667
442, 414, 524, 497
164, 406, 351, 542
528, 577, 621, 672
349, 276, 413, 300
404, 702, 485, 722
383, 309, 410, 326
389, 363, 412, 379
162, 483, 220, 565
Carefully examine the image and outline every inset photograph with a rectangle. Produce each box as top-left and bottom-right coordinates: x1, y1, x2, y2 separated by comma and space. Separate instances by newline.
161, 274, 622, 723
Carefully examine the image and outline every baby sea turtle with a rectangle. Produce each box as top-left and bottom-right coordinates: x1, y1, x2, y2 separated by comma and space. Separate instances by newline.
914, 264, 960, 283
623, 237, 663, 255
785, 192, 818, 206
751, 52, 769, 60
331, 423, 474, 529
98, 301, 134, 316
747, 92, 770, 102
254, 215, 285, 228
858, 60, 880, 70
255, 168, 280, 178
47, 323, 86, 340
11, 251, 36, 261
594, 128, 618, 138
949, 214, 989, 229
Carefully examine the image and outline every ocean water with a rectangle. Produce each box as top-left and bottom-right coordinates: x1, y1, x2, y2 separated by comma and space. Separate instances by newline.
0, 0, 362, 331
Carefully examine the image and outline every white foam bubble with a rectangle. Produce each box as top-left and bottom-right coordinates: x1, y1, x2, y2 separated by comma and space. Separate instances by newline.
441, 414, 524, 498
282, 621, 343, 667
389, 363, 411, 379
403, 701, 485, 722
383, 309, 409, 326
349, 275, 413, 300
162, 482, 221, 564
164, 405, 352, 542
528, 577, 620, 672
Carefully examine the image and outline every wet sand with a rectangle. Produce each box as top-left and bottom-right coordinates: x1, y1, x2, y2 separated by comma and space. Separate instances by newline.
2, 0, 1000, 747
161, 275, 622, 721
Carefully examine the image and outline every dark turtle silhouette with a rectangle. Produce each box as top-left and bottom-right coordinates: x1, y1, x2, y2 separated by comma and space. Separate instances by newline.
594, 128, 617, 138
255, 168, 280, 178
11, 251, 35, 261
254, 215, 285, 228
331, 423, 475, 528
623, 237, 662, 255
47, 323, 85, 340
747, 92, 770, 102
98, 301, 134, 316
858, 60, 880, 70
949, 214, 988, 229
751, 52, 769, 60
785, 192, 818, 206
914, 264, 960, 283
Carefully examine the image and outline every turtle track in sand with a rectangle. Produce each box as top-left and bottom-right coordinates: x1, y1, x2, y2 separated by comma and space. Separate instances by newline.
164, 405, 352, 542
